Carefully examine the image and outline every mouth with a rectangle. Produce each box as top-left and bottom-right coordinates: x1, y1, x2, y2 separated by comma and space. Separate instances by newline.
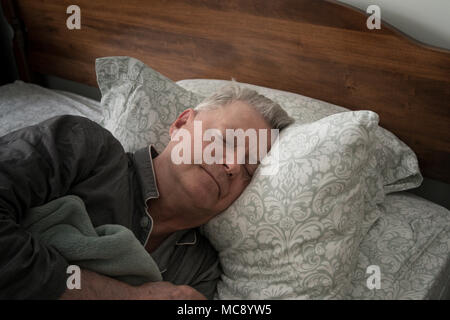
200, 165, 221, 198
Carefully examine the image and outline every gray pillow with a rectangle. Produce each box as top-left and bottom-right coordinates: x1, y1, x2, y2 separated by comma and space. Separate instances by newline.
202, 111, 383, 299
96, 56, 202, 153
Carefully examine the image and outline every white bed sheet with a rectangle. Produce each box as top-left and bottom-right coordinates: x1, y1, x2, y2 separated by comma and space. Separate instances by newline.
350, 192, 450, 300
0, 80, 103, 137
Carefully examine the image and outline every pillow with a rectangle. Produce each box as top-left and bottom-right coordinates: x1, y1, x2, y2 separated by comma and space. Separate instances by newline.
202, 111, 383, 299
177, 79, 423, 194
96, 56, 203, 153
96, 57, 421, 193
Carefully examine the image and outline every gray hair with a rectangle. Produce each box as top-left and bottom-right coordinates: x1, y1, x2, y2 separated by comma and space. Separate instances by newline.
194, 82, 294, 130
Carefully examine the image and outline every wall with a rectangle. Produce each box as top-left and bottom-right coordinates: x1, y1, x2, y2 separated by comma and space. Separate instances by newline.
337, 0, 450, 50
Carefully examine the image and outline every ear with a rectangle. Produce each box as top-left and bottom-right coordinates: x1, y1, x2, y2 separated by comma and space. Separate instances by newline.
169, 108, 196, 137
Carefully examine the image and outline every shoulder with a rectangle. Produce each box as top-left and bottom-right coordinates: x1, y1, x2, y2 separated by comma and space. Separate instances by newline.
155, 228, 221, 299
42, 115, 123, 148
191, 229, 220, 272
171, 228, 219, 270
181, 229, 217, 255
40, 115, 104, 132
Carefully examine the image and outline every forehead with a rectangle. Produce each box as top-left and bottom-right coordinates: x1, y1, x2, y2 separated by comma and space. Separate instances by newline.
197, 101, 271, 131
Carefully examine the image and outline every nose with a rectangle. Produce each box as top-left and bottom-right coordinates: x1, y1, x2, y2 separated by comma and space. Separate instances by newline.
223, 163, 240, 177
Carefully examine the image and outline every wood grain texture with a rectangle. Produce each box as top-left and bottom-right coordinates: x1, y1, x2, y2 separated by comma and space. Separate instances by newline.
7, 0, 450, 182
1, 0, 31, 82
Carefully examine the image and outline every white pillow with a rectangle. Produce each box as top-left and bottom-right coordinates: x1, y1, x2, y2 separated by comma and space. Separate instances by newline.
177, 79, 423, 194
202, 111, 383, 299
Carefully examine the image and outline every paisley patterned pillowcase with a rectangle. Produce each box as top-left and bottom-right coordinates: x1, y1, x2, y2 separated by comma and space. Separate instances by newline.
202, 111, 384, 299
96, 57, 421, 194
177, 79, 423, 194
96, 56, 203, 153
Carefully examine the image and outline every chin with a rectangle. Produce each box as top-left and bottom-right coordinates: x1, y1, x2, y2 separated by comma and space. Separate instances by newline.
189, 187, 217, 210
176, 165, 221, 211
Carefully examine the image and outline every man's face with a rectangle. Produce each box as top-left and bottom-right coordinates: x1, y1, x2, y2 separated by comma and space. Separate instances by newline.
164, 101, 273, 223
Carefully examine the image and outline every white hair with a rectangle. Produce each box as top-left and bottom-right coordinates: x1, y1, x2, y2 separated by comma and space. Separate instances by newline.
194, 82, 294, 130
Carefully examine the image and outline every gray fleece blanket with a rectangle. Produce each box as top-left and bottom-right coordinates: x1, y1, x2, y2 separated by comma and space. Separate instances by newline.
23, 195, 162, 285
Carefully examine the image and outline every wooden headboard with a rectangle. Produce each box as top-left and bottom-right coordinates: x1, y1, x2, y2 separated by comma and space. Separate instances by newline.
3, 0, 450, 182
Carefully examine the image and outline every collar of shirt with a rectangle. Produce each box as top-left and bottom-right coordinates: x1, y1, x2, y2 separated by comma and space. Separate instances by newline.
132, 145, 197, 251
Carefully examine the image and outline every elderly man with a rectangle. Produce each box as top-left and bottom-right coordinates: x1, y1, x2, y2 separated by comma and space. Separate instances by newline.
0, 84, 293, 299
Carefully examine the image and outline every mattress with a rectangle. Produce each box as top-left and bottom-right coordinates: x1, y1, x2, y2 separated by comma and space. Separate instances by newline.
1, 80, 449, 300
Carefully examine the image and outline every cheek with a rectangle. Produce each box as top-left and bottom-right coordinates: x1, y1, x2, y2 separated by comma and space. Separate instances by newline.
182, 165, 215, 190
234, 179, 250, 195
218, 179, 250, 208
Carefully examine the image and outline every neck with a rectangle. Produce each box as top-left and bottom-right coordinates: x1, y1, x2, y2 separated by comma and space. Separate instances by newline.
145, 152, 191, 252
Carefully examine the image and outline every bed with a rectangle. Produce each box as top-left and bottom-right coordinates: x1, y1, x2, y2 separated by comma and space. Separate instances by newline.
1, 0, 449, 299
